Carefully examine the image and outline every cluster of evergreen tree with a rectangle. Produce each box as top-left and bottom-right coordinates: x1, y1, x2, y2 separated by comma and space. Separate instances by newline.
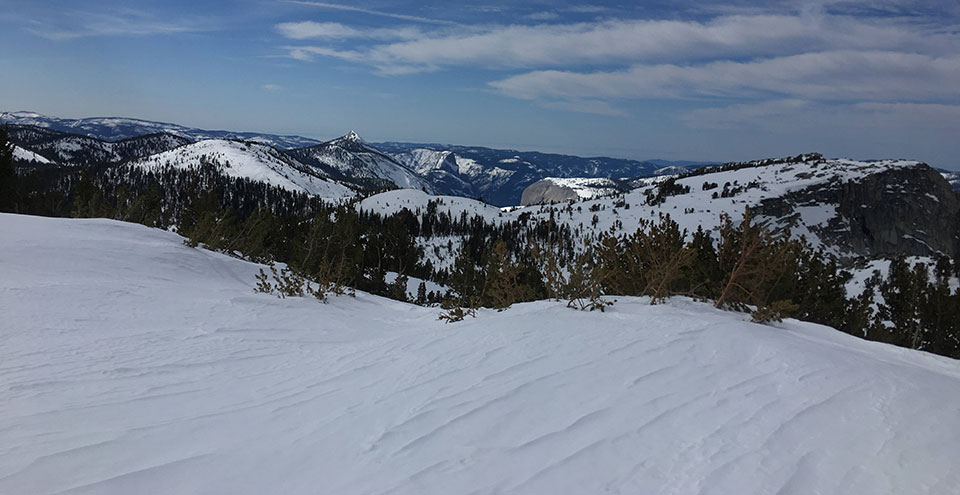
439, 208, 960, 358
2, 126, 957, 359
858, 256, 960, 357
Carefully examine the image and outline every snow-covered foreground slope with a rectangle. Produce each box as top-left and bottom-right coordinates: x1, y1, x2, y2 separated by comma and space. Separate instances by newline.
2, 214, 960, 495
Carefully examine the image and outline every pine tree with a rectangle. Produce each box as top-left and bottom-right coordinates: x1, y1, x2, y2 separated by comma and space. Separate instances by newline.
530, 241, 564, 301
565, 242, 612, 312
877, 258, 924, 349
680, 226, 722, 300
416, 281, 428, 305
448, 240, 484, 307
628, 214, 692, 304
389, 273, 409, 302
0, 126, 17, 213
786, 245, 850, 330
483, 239, 528, 310
714, 207, 797, 318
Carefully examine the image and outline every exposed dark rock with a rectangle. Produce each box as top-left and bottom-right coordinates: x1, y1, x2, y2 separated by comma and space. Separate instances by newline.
521, 179, 580, 205
756, 163, 960, 260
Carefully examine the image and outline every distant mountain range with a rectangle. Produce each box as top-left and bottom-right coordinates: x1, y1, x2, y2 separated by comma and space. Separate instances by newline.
2, 111, 703, 205
5, 111, 957, 205
0, 111, 322, 149
377, 142, 693, 206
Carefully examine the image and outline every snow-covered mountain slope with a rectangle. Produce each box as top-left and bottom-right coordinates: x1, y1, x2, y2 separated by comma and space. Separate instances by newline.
1, 111, 322, 149
129, 139, 354, 199
11, 145, 51, 164
359, 188, 508, 224
391, 148, 477, 197
7, 124, 191, 165
2, 213, 959, 494
287, 132, 433, 192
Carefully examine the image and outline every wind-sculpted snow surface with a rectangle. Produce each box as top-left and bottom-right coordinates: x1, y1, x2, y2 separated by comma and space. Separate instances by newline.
2, 214, 960, 494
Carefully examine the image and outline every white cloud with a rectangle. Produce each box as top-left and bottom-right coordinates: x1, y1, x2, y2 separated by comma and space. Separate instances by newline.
489, 51, 960, 103
297, 14, 950, 71
525, 12, 561, 21
276, 21, 359, 40
276, 10, 960, 116
275, 21, 423, 41
262, 84, 282, 92
26, 9, 206, 40
280, 45, 368, 63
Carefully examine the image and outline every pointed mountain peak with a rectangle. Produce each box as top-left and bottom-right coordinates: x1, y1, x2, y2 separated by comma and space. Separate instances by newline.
342, 130, 363, 143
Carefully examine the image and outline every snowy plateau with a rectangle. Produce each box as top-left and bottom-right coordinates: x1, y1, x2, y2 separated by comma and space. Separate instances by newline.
2, 213, 960, 494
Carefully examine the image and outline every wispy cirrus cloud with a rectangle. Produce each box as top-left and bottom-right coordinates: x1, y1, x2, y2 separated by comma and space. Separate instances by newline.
276, 21, 423, 41
274, 5, 960, 117
489, 51, 960, 102
285, 1, 457, 25
277, 13, 955, 71
25, 8, 208, 40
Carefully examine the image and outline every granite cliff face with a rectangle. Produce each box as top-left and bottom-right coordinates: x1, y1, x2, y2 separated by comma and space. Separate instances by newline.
521, 179, 581, 204
756, 163, 960, 259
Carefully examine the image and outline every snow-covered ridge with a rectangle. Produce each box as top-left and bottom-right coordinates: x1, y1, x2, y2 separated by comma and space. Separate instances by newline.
288, 133, 434, 192
1, 111, 322, 149
359, 188, 507, 224
7, 124, 192, 165
129, 139, 354, 199
2, 213, 959, 494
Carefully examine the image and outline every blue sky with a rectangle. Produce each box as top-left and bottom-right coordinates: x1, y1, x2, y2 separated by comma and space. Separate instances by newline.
2, 0, 959, 168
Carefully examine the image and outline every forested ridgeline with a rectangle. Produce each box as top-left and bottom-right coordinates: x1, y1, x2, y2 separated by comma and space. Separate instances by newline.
2, 127, 958, 358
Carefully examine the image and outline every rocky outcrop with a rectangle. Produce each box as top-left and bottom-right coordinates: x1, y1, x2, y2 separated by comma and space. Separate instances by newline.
756, 163, 960, 259
521, 179, 580, 205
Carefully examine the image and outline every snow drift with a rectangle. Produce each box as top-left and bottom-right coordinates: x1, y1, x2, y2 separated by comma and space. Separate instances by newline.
1, 213, 959, 494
